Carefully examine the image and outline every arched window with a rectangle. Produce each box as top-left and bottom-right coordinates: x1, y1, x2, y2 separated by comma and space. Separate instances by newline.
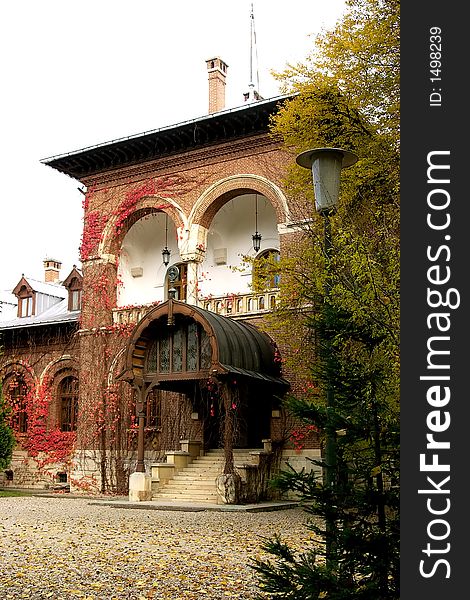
253, 249, 280, 290
5, 376, 28, 433
58, 376, 78, 432
146, 318, 212, 377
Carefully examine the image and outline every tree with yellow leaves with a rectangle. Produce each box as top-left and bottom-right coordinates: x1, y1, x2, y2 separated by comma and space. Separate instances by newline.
252, 1, 400, 597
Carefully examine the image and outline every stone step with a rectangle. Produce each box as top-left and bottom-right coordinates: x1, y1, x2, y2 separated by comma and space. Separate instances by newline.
151, 449, 258, 503
156, 483, 217, 493
164, 475, 216, 484
154, 493, 219, 502
183, 460, 222, 466
178, 465, 222, 472
191, 456, 254, 464
173, 474, 219, 481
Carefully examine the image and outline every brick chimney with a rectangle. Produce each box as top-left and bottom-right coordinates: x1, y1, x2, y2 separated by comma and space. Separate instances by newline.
206, 57, 228, 114
43, 258, 62, 283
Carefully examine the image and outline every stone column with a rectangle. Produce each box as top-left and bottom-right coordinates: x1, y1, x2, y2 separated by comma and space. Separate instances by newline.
179, 223, 208, 306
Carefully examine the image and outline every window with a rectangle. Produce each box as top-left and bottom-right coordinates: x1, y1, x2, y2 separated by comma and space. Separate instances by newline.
59, 376, 78, 432
146, 388, 162, 428
13, 280, 35, 318
66, 276, 83, 311
146, 318, 211, 376
253, 249, 281, 290
166, 263, 187, 301
20, 296, 33, 317
71, 290, 82, 311
17, 289, 34, 317
6, 376, 28, 433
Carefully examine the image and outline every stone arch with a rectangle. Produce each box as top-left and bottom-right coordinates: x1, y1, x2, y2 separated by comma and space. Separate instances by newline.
99, 196, 188, 258
189, 174, 290, 229
40, 356, 80, 385
0, 360, 36, 388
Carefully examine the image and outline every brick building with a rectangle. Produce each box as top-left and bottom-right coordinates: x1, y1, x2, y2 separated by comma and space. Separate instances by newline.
0, 59, 320, 502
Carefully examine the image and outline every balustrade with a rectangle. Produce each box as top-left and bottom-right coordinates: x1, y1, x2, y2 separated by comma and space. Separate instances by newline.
112, 291, 279, 325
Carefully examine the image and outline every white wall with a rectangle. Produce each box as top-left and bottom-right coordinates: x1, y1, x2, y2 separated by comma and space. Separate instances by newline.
198, 193, 279, 300
117, 213, 180, 307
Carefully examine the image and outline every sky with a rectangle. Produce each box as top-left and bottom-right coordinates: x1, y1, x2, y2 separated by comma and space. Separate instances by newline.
0, 0, 347, 293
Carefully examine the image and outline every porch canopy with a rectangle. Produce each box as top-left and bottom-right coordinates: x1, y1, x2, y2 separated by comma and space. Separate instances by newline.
118, 299, 288, 389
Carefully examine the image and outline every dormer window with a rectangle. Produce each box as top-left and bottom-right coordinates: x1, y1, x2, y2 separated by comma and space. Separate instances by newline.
63, 267, 83, 312
70, 286, 82, 311
20, 295, 33, 317
16, 284, 35, 318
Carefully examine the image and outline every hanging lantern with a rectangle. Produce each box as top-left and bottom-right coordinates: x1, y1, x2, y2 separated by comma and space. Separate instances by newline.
162, 213, 171, 266
162, 247, 171, 266
252, 231, 262, 252
252, 193, 262, 252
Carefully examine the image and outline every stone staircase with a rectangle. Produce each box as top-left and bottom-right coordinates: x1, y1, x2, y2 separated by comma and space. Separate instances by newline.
151, 449, 256, 503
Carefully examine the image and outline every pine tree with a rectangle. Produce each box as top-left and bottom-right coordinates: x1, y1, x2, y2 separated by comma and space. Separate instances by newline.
252, 303, 400, 598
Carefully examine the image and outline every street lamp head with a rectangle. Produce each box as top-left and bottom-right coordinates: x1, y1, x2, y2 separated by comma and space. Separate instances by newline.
296, 147, 358, 215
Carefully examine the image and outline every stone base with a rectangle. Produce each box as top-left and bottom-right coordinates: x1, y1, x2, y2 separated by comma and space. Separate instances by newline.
129, 471, 152, 502
216, 473, 241, 504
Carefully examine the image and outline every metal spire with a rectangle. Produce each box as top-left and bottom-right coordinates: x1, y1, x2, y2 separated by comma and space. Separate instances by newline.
244, 2, 262, 103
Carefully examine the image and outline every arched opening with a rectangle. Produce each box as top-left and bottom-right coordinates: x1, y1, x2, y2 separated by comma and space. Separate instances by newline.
199, 193, 280, 301
117, 212, 180, 307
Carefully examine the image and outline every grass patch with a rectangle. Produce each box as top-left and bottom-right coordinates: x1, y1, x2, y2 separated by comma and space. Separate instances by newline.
0, 489, 34, 497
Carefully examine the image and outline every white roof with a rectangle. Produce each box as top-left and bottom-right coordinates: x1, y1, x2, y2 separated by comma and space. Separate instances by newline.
0, 290, 18, 322
22, 277, 68, 299
0, 290, 17, 306
0, 298, 79, 330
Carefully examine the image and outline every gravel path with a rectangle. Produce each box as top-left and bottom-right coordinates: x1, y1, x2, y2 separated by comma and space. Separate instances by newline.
0, 497, 312, 599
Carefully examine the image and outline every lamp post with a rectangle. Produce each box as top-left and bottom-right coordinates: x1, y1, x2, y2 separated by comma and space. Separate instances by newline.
296, 147, 358, 563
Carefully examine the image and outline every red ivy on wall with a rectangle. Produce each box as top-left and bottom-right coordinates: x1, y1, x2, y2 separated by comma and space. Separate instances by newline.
79, 210, 108, 261
12, 379, 76, 471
